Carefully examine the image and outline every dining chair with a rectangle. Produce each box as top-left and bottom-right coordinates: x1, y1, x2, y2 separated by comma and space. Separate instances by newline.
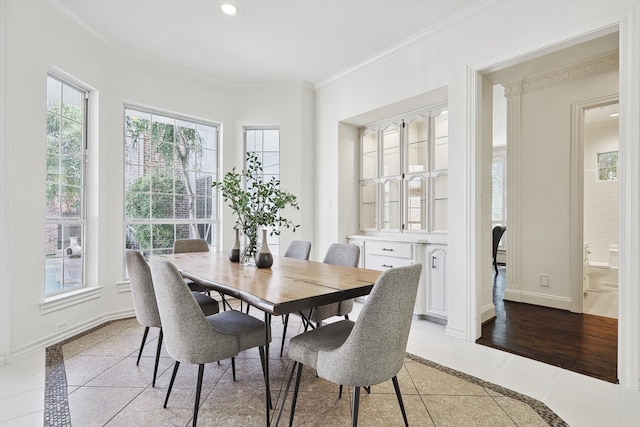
125, 250, 219, 387
280, 243, 360, 357
277, 263, 422, 427
149, 259, 271, 427
283, 240, 312, 260
492, 226, 506, 274
279, 240, 312, 356
173, 238, 233, 310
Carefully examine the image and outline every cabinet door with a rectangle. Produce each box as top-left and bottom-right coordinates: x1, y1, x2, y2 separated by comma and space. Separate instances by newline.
426, 246, 447, 319
405, 175, 428, 231
381, 178, 401, 231
382, 123, 401, 177
360, 181, 378, 230
406, 116, 429, 173
361, 129, 378, 180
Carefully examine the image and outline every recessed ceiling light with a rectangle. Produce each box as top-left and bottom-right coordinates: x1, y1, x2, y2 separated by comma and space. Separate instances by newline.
221, 3, 238, 17
609, 112, 620, 117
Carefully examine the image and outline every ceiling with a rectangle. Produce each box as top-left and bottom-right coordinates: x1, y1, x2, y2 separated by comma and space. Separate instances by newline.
50, 0, 479, 86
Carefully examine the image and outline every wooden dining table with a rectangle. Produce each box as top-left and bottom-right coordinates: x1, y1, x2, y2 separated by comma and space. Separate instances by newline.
155, 251, 382, 426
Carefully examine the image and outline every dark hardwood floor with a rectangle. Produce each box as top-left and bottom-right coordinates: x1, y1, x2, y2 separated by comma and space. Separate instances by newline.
476, 267, 618, 383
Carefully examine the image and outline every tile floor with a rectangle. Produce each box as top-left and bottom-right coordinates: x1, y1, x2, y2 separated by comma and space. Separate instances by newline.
1, 297, 639, 426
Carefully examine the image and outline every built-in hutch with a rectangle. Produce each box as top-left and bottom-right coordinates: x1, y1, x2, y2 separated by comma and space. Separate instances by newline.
349, 104, 448, 323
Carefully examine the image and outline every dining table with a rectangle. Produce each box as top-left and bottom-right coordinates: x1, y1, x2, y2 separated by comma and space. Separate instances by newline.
155, 250, 382, 426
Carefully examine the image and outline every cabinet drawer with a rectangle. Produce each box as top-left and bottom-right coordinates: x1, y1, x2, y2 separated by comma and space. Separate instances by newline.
366, 255, 414, 271
365, 240, 413, 259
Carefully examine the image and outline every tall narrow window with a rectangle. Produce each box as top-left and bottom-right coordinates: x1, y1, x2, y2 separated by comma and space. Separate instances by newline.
124, 107, 219, 262
245, 127, 281, 254
45, 75, 87, 296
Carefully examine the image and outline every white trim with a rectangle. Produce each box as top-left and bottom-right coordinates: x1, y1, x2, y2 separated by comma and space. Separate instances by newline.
40, 286, 103, 315
503, 289, 572, 311
116, 281, 131, 293
0, 0, 10, 366
617, 4, 640, 391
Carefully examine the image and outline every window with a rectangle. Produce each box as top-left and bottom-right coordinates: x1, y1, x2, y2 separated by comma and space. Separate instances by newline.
597, 150, 618, 181
45, 75, 87, 296
124, 107, 219, 261
492, 154, 507, 250
245, 127, 281, 254
359, 106, 448, 234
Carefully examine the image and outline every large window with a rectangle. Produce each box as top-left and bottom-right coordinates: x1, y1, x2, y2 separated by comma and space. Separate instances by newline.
124, 107, 219, 259
45, 75, 87, 296
360, 106, 448, 234
245, 127, 281, 254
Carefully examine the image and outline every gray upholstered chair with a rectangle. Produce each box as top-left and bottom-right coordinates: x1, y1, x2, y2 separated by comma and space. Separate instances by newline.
125, 250, 219, 387
280, 243, 360, 357
173, 238, 232, 309
149, 259, 271, 427
283, 240, 312, 260
279, 240, 312, 356
279, 263, 422, 427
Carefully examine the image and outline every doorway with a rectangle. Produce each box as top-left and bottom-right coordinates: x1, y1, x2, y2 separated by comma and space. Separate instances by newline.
582, 101, 619, 319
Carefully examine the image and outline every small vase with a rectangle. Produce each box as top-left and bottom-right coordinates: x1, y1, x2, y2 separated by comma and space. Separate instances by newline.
229, 229, 240, 262
255, 228, 273, 268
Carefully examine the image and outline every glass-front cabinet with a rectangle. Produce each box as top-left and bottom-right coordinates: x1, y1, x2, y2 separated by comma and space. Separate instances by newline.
359, 105, 448, 234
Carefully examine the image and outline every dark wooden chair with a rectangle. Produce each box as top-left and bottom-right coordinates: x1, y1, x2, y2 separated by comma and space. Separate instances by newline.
492, 226, 506, 273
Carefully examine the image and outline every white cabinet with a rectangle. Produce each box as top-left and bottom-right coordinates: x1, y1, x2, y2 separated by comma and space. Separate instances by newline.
348, 235, 447, 323
425, 244, 447, 321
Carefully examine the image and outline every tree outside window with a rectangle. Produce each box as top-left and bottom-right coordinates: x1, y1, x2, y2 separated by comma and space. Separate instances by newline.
124, 108, 218, 260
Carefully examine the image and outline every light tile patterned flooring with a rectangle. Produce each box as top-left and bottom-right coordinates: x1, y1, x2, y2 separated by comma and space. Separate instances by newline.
2, 296, 640, 426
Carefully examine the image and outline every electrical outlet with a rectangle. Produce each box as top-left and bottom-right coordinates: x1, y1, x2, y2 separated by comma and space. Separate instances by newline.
540, 274, 549, 287
55, 321, 67, 332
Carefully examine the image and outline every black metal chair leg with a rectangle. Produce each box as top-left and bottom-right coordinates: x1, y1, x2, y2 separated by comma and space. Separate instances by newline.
275, 361, 298, 426
152, 328, 163, 387
136, 327, 150, 365
352, 386, 360, 427
231, 357, 236, 381
280, 314, 290, 357
164, 361, 180, 408
288, 362, 304, 427
193, 364, 205, 427
392, 376, 409, 427
339, 384, 343, 398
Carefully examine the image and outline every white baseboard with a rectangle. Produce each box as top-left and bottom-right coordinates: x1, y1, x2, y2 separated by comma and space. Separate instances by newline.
503, 289, 571, 311
480, 303, 496, 323
11, 309, 136, 360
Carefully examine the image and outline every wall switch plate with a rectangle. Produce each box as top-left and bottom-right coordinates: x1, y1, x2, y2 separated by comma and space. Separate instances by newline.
540, 274, 549, 287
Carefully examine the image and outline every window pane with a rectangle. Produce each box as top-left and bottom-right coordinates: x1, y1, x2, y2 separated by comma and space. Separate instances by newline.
492, 160, 504, 222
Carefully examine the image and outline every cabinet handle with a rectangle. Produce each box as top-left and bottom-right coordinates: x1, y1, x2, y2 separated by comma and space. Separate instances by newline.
382, 264, 393, 268
382, 248, 394, 252
432, 257, 437, 269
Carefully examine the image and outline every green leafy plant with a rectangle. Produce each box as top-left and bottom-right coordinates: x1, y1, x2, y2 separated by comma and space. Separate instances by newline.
213, 152, 299, 259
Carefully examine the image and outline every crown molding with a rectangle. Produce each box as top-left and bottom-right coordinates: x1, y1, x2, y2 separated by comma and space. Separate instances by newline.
504, 51, 619, 97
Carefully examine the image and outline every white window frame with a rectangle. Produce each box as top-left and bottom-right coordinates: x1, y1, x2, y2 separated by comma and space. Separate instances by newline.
45, 73, 88, 297
123, 106, 220, 269
244, 126, 281, 254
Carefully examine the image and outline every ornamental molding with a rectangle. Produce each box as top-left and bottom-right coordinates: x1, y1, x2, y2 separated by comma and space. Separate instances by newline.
504, 51, 619, 97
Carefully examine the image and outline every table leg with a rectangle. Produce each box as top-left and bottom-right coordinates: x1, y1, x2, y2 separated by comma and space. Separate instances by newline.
264, 312, 272, 426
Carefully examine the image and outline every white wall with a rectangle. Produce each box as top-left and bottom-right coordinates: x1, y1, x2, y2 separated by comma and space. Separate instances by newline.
0, 0, 314, 361
584, 120, 619, 263
314, 0, 640, 388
